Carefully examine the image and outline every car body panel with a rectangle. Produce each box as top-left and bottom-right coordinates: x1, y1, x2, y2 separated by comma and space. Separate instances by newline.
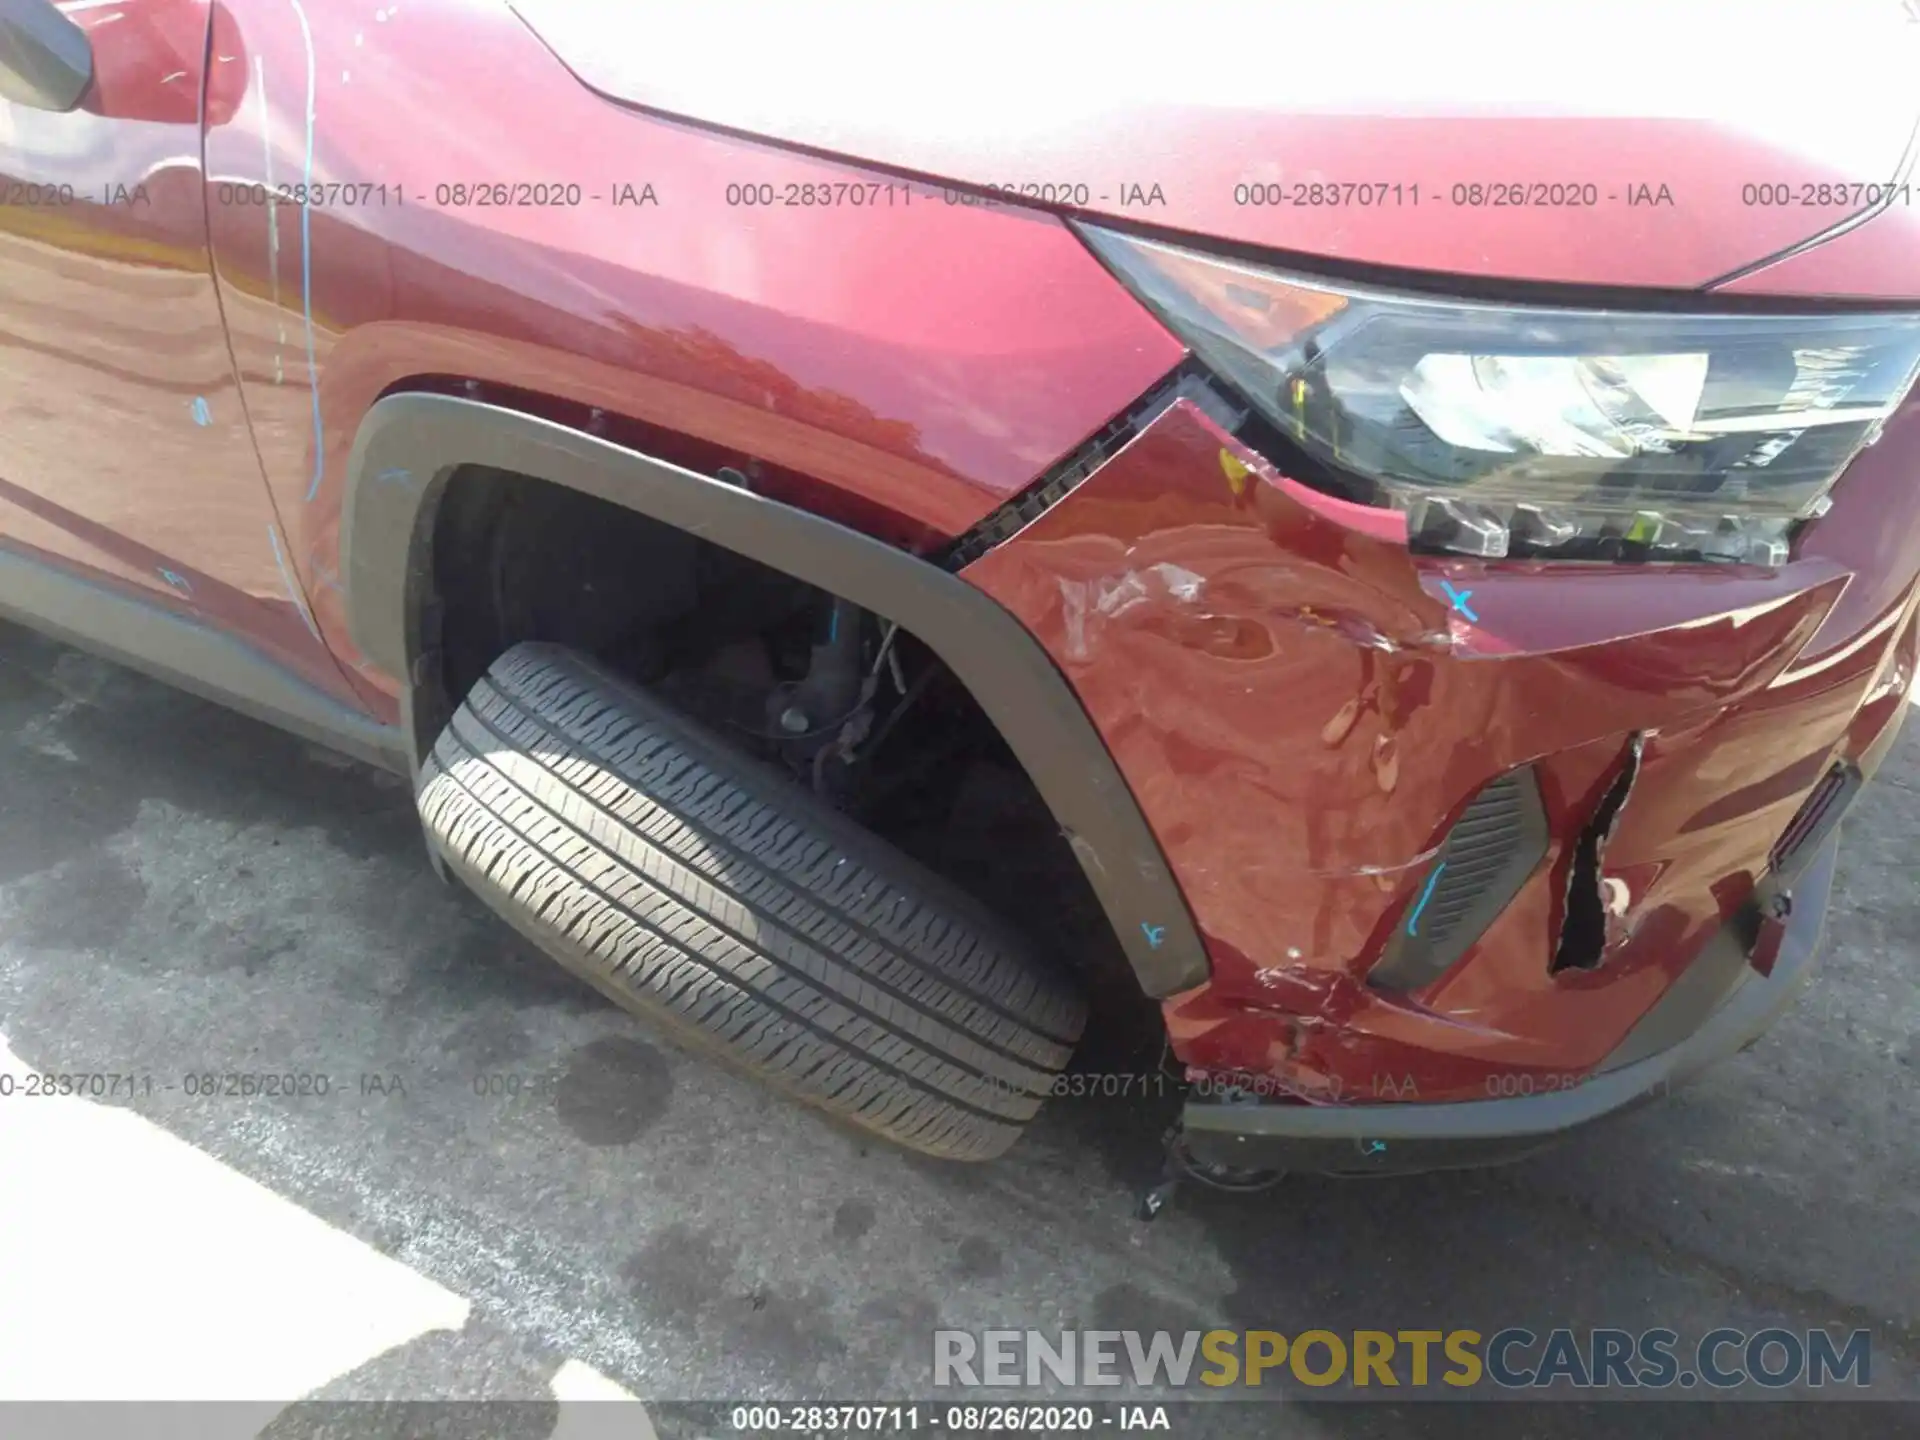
198, 0, 1182, 717
512, 0, 1920, 293
0, 0, 352, 701
1710, 200, 1920, 301
961, 392, 1920, 1103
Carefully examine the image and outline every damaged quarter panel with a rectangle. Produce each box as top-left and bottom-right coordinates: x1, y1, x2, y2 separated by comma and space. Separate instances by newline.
961, 395, 1920, 1103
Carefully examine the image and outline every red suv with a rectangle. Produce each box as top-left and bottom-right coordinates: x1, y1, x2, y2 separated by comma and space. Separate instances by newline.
3, 0, 1917, 1195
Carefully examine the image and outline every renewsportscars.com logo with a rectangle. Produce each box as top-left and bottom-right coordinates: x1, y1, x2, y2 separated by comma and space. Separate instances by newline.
934, 1327, 1872, 1392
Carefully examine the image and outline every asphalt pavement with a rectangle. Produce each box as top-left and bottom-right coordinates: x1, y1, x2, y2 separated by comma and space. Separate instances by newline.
0, 621, 1914, 1439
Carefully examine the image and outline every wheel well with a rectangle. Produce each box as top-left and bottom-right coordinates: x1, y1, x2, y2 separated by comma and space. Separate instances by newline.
420, 464, 1165, 1048
346, 390, 1210, 1003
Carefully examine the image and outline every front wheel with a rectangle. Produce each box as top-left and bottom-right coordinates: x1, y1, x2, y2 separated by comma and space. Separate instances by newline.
417, 642, 1088, 1160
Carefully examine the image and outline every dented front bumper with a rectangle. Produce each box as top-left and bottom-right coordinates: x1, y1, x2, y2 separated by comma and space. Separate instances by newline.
960, 379, 1920, 1127
1180, 829, 1837, 1176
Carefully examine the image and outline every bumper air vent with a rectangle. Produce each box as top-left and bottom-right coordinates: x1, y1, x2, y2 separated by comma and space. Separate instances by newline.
1769, 761, 1860, 886
1369, 766, 1550, 991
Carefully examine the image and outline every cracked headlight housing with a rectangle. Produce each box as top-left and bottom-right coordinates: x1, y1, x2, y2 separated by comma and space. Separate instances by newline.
1080, 225, 1920, 564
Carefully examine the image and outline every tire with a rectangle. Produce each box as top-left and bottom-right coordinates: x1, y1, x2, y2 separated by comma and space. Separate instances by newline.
418, 642, 1088, 1160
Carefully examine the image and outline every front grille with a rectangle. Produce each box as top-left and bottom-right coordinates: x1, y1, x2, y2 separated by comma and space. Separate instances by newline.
1369, 767, 1550, 991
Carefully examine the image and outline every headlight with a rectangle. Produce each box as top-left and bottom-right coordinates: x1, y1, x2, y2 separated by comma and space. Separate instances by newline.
1079, 225, 1920, 564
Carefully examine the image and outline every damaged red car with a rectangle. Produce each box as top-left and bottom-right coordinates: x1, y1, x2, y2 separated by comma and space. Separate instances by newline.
3, 0, 1918, 1197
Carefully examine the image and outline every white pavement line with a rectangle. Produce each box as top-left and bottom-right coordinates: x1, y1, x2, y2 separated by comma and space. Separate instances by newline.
0, 1033, 470, 1404
208, 1104, 676, 1384
549, 1359, 659, 1440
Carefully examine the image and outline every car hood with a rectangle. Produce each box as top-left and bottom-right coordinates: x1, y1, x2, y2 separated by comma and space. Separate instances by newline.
511, 0, 1920, 293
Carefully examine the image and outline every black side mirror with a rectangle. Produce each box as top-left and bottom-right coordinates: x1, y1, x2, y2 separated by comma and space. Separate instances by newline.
0, 0, 92, 112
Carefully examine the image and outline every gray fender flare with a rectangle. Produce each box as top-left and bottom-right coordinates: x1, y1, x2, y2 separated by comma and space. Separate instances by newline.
340, 392, 1210, 998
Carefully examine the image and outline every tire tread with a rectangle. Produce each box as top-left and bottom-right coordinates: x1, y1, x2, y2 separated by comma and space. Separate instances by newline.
417, 643, 1087, 1160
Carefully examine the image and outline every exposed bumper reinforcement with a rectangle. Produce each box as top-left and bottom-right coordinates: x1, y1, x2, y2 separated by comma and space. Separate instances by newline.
1181, 831, 1838, 1178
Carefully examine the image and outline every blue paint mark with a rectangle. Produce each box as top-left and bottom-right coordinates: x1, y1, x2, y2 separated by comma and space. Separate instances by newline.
309, 551, 342, 595
190, 396, 211, 427
1441, 580, 1479, 623
1141, 922, 1166, 949
1406, 862, 1447, 936
287, 0, 325, 502
375, 467, 411, 486
157, 568, 191, 594
267, 523, 323, 643
828, 607, 839, 642
1360, 1139, 1387, 1156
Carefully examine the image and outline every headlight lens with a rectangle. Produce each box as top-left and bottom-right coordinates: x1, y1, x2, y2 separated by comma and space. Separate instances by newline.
1080, 225, 1920, 564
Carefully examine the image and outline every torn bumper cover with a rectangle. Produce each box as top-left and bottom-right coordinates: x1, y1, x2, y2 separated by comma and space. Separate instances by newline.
1180, 830, 1839, 1177
960, 380, 1920, 1137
